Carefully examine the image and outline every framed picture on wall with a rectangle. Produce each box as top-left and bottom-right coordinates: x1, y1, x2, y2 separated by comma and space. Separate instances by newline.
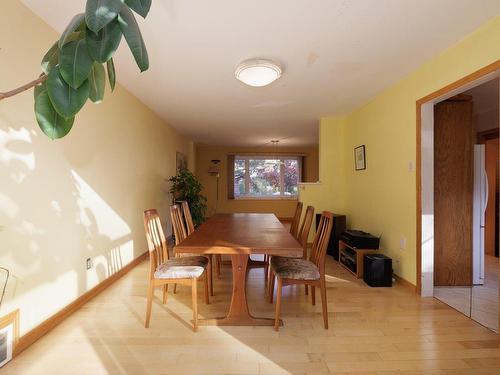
0, 310, 19, 368
354, 145, 366, 170
176, 152, 187, 171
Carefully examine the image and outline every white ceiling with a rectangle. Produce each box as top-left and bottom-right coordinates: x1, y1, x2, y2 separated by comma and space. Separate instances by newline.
22, 0, 500, 147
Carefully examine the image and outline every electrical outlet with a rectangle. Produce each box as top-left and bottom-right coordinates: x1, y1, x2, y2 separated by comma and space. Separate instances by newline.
399, 237, 407, 250
86, 258, 92, 270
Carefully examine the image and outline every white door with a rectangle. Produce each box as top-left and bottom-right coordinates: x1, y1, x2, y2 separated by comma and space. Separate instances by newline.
473, 144, 486, 285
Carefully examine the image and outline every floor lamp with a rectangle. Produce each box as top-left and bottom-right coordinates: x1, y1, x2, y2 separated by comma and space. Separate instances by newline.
208, 159, 221, 214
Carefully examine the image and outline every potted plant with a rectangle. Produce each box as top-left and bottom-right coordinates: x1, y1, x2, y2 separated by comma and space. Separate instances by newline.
169, 168, 207, 227
0, 0, 153, 140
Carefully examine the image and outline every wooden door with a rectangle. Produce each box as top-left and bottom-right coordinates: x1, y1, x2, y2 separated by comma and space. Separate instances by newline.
434, 95, 473, 286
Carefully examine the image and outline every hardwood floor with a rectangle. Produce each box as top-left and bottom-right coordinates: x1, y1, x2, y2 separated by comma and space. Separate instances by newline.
4, 256, 500, 374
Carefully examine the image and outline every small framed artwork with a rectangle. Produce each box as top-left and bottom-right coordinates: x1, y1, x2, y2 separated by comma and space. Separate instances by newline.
0, 310, 19, 368
354, 145, 366, 171
176, 152, 187, 171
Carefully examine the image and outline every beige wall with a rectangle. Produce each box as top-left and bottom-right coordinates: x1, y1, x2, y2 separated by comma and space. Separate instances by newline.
0, 1, 191, 335
196, 145, 318, 218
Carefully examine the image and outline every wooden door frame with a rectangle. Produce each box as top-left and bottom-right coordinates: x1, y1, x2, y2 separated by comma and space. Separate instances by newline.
416, 60, 500, 295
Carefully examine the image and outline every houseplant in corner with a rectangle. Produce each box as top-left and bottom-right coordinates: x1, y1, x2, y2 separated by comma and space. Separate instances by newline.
169, 168, 207, 227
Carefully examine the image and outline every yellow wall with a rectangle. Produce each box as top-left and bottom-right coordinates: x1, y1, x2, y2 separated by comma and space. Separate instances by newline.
301, 16, 500, 285
0, 1, 191, 335
298, 118, 345, 215
196, 145, 318, 218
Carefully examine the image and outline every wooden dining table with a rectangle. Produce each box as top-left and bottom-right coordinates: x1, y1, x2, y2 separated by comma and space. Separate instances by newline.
174, 213, 303, 326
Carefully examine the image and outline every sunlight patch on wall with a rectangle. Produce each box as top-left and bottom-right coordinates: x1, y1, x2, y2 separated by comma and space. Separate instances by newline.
0, 128, 35, 184
71, 170, 131, 242
71, 170, 134, 290
0, 193, 19, 220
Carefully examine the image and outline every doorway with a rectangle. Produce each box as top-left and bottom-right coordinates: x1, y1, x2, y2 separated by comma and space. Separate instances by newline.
421, 74, 499, 332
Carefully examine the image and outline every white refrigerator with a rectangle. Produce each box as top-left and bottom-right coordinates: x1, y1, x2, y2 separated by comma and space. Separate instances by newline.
473, 144, 488, 285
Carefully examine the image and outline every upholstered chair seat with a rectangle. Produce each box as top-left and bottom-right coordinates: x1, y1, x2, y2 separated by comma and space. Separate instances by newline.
270, 257, 320, 281
154, 256, 209, 279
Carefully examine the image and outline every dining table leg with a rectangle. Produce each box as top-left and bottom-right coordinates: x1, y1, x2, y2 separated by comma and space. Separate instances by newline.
198, 254, 281, 326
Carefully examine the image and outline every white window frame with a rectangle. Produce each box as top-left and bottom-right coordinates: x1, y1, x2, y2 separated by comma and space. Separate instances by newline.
234, 155, 301, 200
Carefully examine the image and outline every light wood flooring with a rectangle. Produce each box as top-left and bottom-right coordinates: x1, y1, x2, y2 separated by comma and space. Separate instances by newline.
4, 256, 500, 375
434, 255, 499, 332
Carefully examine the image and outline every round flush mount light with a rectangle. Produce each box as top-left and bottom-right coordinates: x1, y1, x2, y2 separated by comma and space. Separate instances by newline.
235, 59, 282, 87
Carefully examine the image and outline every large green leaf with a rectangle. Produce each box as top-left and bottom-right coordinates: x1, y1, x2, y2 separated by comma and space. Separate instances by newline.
118, 5, 149, 72
89, 62, 106, 103
59, 39, 94, 89
86, 20, 122, 63
41, 42, 59, 75
85, 0, 124, 33
124, 0, 152, 18
47, 66, 90, 119
107, 58, 116, 91
34, 83, 74, 140
59, 13, 86, 48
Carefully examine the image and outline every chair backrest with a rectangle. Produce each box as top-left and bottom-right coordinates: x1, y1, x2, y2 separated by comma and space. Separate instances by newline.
170, 204, 187, 245
297, 205, 314, 257
309, 211, 334, 274
290, 201, 303, 239
144, 209, 169, 278
181, 201, 195, 235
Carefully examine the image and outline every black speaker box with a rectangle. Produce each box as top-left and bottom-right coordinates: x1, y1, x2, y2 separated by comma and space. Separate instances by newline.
363, 254, 392, 287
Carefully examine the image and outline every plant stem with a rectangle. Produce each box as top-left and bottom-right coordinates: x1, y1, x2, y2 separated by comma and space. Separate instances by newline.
0, 74, 47, 101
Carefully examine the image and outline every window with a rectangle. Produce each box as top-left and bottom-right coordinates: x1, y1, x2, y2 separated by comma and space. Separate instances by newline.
233, 156, 301, 198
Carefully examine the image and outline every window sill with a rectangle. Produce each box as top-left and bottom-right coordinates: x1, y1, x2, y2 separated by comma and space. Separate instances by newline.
298, 181, 322, 186
234, 196, 298, 201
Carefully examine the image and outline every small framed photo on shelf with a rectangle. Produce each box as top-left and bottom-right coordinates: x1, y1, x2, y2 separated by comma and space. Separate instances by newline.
354, 145, 366, 171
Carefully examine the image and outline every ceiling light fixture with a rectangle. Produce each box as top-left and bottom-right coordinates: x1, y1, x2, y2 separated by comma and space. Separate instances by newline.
235, 59, 282, 87
270, 140, 285, 165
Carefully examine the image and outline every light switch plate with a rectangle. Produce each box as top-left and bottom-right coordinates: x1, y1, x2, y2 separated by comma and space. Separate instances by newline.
399, 237, 407, 250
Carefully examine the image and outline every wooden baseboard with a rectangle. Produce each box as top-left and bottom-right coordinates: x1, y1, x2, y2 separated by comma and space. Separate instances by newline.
278, 217, 293, 223
393, 274, 417, 292
14, 251, 148, 356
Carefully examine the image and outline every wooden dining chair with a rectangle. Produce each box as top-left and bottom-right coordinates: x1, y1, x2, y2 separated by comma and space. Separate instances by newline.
172, 203, 188, 244
172, 204, 212, 296
297, 205, 315, 259
181, 201, 195, 234
289, 201, 303, 239
266, 206, 315, 297
264, 202, 304, 292
269, 211, 333, 331
180, 201, 215, 295
143, 208, 209, 331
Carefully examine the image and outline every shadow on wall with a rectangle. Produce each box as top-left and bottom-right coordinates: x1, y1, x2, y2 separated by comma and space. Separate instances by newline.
0, 114, 139, 332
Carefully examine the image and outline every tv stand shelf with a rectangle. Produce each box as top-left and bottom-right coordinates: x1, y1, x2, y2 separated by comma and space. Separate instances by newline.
339, 240, 378, 278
